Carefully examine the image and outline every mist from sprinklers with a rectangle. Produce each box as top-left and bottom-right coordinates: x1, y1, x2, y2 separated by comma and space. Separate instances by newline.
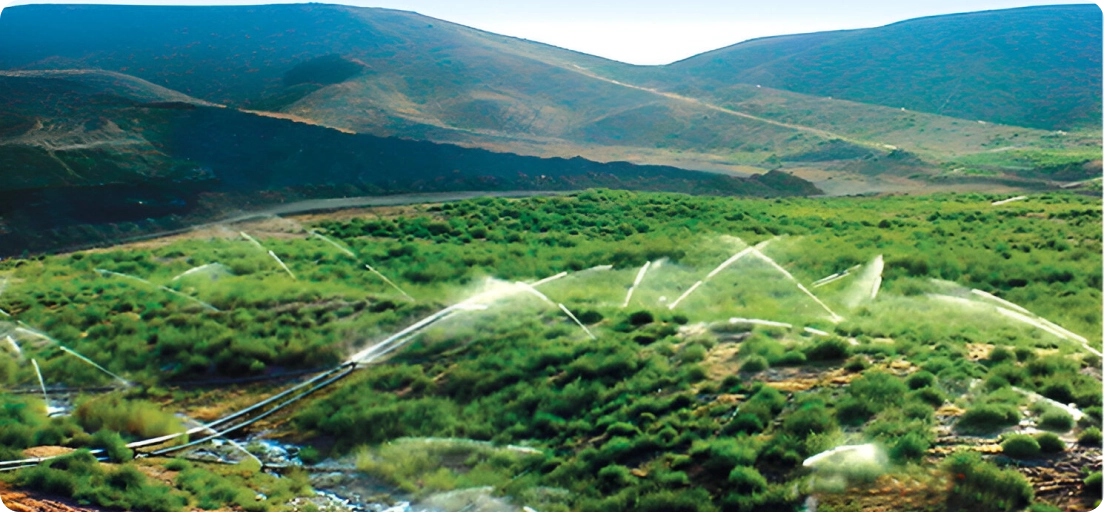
347, 278, 550, 364
667, 237, 754, 310
840, 255, 884, 308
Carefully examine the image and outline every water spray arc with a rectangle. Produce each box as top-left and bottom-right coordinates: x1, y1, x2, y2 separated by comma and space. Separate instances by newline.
14, 327, 132, 386
730, 318, 793, 329
268, 251, 297, 280
668, 246, 756, 310
4, 335, 20, 358
309, 230, 413, 299
622, 261, 651, 308
750, 249, 843, 322
240, 232, 296, 280
365, 265, 413, 300
95, 269, 219, 312
171, 263, 225, 282
559, 303, 596, 339
812, 264, 861, 288
531, 272, 568, 287
310, 230, 357, 258
32, 359, 49, 408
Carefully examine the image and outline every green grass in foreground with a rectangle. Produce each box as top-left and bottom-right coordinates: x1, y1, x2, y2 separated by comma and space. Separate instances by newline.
0, 189, 1100, 511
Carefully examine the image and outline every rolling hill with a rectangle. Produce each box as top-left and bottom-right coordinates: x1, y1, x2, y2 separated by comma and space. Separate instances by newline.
660, 5, 1103, 131
0, 4, 1098, 180
0, 71, 819, 254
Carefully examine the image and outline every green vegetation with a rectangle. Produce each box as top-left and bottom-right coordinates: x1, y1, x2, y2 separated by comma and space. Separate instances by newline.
944, 451, 1034, 511
0, 190, 1100, 510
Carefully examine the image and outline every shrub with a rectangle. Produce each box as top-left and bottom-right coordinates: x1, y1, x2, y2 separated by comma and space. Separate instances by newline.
843, 356, 868, 372
704, 438, 760, 473
906, 371, 936, 390
727, 466, 768, 494
1034, 432, 1065, 453
907, 387, 945, 407
628, 311, 654, 326
889, 431, 930, 463
164, 458, 191, 471
1086, 471, 1102, 496
1037, 410, 1073, 432
836, 397, 873, 426
988, 346, 1014, 364
740, 356, 768, 373
679, 344, 708, 363
92, 429, 133, 462
804, 338, 850, 361
783, 404, 836, 437
776, 351, 807, 366
597, 464, 634, 491
944, 450, 1033, 511
298, 446, 322, 465
76, 396, 183, 439
956, 404, 1019, 434
723, 414, 764, 435
1077, 427, 1102, 447
1001, 434, 1040, 458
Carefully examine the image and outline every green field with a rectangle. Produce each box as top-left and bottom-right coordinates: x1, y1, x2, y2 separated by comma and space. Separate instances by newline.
0, 190, 1100, 511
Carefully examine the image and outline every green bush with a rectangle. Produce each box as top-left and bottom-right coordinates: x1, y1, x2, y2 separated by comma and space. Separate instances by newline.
1001, 434, 1040, 458
76, 396, 184, 439
889, 431, 930, 463
1086, 471, 1102, 496
944, 450, 1033, 511
956, 404, 1019, 434
988, 346, 1014, 364
298, 446, 322, 465
804, 338, 850, 361
836, 397, 873, 426
1077, 427, 1102, 447
723, 414, 764, 435
906, 371, 936, 390
597, 464, 634, 491
909, 387, 946, 407
679, 344, 708, 363
727, 466, 768, 494
1037, 410, 1073, 432
1034, 432, 1065, 453
92, 429, 133, 462
776, 351, 807, 366
740, 356, 768, 373
843, 356, 868, 372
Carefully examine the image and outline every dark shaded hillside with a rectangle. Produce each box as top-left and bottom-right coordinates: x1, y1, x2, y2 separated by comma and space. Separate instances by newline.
663, 5, 1102, 130
0, 73, 819, 255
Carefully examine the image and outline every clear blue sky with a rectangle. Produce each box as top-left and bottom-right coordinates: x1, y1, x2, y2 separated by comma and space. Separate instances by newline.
1, 0, 1094, 64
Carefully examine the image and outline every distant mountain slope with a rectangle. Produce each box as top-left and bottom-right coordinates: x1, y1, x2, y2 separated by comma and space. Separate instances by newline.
0, 4, 1098, 182
661, 5, 1103, 130
0, 72, 819, 254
